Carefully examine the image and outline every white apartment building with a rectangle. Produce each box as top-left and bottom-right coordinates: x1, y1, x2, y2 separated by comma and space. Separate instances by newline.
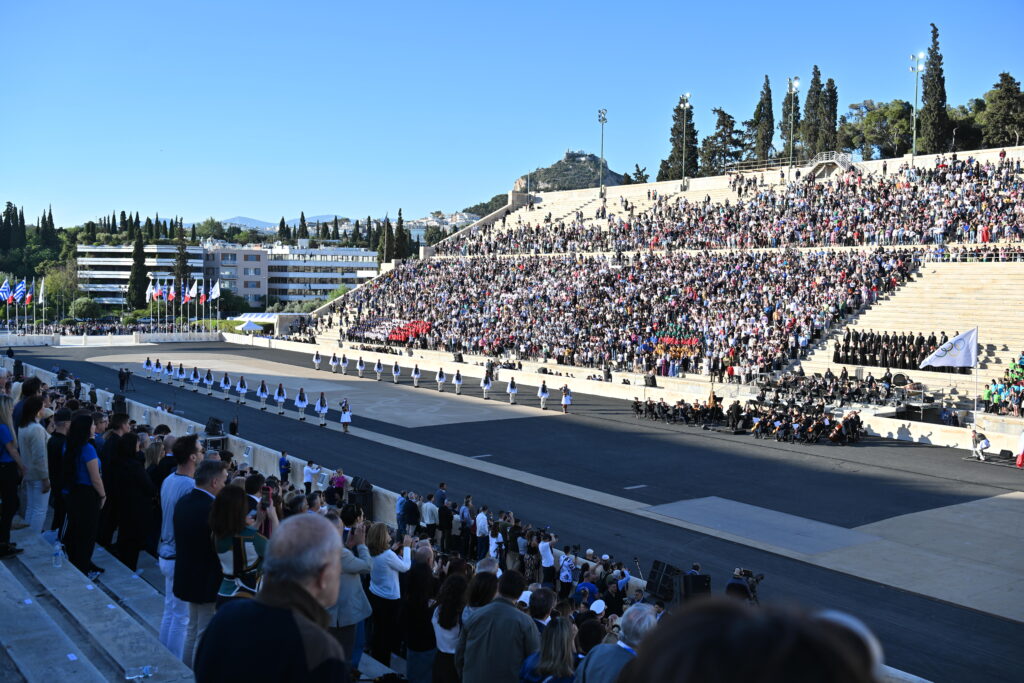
266, 240, 378, 302
202, 240, 268, 307
76, 244, 204, 306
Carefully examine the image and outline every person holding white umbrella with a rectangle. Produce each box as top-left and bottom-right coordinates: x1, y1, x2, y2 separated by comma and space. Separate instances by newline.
294, 388, 309, 421
315, 393, 329, 427
274, 384, 288, 415
256, 380, 269, 410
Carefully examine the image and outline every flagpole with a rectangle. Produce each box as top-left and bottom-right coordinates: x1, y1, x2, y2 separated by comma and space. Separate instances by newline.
973, 327, 979, 421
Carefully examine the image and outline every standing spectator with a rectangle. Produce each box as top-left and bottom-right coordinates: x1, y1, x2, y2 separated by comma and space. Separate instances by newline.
157, 434, 204, 659
327, 517, 372, 674
456, 570, 540, 683
211, 484, 275, 605
539, 532, 557, 587
404, 492, 422, 536
367, 522, 413, 665
174, 459, 227, 666
558, 548, 576, 600
16, 396, 49, 534
97, 413, 131, 548
459, 496, 474, 557
463, 570, 498, 624
303, 461, 320, 494
520, 616, 579, 683
0, 395, 26, 557
421, 493, 439, 542
278, 451, 291, 483
529, 588, 556, 635
46, 408, 71, 533
107, 433, 156, 571
572, 603, 658, 683
438, 500, 454, 552
432, 573, 468, 683
404, 545, 439, 682
61, 414, 105, 574
475, 505, 490, 561
435, 482, 448, 508
194, 514, 347, 682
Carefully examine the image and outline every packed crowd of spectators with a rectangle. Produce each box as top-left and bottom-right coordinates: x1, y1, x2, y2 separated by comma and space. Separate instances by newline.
436, 153, 1024, 257
325, 247, 916, 379
982, 351, 1024, 417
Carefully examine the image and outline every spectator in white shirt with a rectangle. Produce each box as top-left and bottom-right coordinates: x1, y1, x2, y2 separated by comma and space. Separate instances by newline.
475, 505, 490, 561
421, 493, 439, 543
539, 532, 557, 586
303, 462, 320, 495
367, 522, 412, 665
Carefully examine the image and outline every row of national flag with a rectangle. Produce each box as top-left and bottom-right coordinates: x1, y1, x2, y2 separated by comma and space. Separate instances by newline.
145, 279, 221, 304
0, 278, 41, 305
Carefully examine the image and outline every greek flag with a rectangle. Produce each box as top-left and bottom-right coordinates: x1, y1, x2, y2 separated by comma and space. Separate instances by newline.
12, 280, 26, 303
919, 328, 979, 369
0, 280, 9, 303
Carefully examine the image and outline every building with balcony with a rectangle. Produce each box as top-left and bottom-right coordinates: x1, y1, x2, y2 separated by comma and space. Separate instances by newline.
266, 240, 378, 302
202, 240, 268, 307
76, 244, 204, 306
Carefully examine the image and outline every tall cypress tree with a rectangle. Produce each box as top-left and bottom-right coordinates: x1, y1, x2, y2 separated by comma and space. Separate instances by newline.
350, 220, 361, 247
297, 211, 309, 240
144, 217, 154, 240
779, 85, 802, 162
12, 206, 26, 249
377, 217, 395, 263
801, 66, 823, 156
365, 216, 375, 249
172, 226, 190, 293
818, 78, 839, 151
331, 216, 340, 241
752, 75, 775, 161
126, 230, 147, 309
919, 23, 951, 154
394, 209, 409, 259
657, 94, 699, 181
698, 108, 744, 176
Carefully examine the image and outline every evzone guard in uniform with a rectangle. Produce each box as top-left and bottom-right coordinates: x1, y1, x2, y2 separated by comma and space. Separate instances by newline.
176, 363, 187, 388
412, 364, 421, 388
339, 398, 352, 434
294, 388, 309, 421
329, 353, 340, 373
274, 384, 288, 415
256, 380, 270, 410
392, 361, 401, 384
374, 359, 383, 381
220, 372, 232, 399
453, 370, 463, 395
340, 354, 349, 375
190, 367, 202, 392
164, 362, 174, 383
144, 357, 154, 379
235, 376, 248, 404
561, 385, 572, 414
507, 377, 518, 404
480, 373, 492, 400
313, 351, 322, 371
315, 392, 329, 427
153, 359, 162, 381
204, 369, 215, 395
356, 357, 366, 378
538, 381, 550, 410
436, 368, 446, 392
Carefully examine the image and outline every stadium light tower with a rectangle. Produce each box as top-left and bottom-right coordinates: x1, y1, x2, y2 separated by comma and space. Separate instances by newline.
597, 109, 608, 194
910, 51, 925, 162
788, 77, 800, 182
677, 93, 691, 189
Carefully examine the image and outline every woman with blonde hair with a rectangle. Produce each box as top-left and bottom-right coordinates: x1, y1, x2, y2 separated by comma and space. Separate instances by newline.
0, 395, 27, 557
367, 522, 412, 664
519, 616, 578, 683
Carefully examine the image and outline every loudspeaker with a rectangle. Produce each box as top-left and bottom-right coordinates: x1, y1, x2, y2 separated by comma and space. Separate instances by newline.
205, 417, 224, 436
112, 394, 127, 415
348, 489, 374, 522
350, 475, 373, 492
646, 560, 682, 602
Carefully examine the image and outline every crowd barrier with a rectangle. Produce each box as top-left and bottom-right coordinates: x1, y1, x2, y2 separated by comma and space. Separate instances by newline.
0, 356, 930, 682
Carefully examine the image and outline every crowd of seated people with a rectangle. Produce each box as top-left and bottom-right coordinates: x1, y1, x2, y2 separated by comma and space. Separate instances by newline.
324, 248, 917, 380
435, 153, 1024, 257
833, 328, 973, 374
982, 355, 1024, 417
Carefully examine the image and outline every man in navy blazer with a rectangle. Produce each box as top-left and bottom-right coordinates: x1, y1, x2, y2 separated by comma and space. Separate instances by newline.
173, 460, 227, 667
573, 603, 658, 683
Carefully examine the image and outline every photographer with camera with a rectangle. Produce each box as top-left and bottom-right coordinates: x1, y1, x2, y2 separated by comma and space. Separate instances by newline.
539, 529, 557, 587
367, 522, 413, 665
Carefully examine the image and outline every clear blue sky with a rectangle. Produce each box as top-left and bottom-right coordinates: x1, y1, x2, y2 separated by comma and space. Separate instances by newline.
2, 0, 1021, 227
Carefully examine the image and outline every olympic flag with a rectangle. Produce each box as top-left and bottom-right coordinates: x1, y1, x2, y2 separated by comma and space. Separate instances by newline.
919, 327, 978, 370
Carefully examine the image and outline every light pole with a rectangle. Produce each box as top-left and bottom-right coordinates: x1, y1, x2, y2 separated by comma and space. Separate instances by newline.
677, 93, 691, 189
788, 77, 800, 182
910, 51, 925, 162
597, 109, 607, 194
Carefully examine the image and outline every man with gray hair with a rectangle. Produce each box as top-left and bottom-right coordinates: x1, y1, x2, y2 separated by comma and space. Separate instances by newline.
573, 602, 659, 683
194, 514, 347, 681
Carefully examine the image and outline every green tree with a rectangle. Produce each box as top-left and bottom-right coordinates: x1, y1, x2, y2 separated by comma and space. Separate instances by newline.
349, 220, 361, 247
172, 226, 190, 293
126, 230, 147, 309
377, 216, 395, 263
751, 75, 775, 160
195, 217, 224, 240
297, 211, 309, 240
657, 94, 699, 181
424, 225, 445, 246
949, 98, 986, 152
331, 216, 340, 241
394, 209, 409, 259
144, 216, 154, 241
919, 23, 951, 154
698, 108, 744, 176
70, 296, 102, 320
631, 164, 649, 183
801, 66, 823, 156
980, 72, 1024, 147
818, 78, 839, 151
